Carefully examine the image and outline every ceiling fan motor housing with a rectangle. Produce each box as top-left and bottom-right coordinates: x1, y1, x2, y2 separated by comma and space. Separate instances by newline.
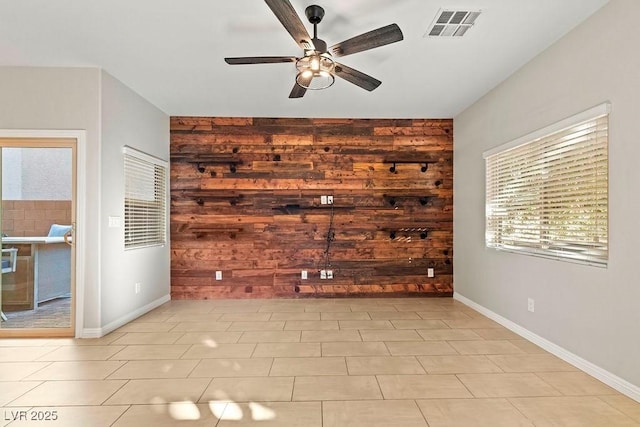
305, 5, 325, 24
310, 38, 327, 54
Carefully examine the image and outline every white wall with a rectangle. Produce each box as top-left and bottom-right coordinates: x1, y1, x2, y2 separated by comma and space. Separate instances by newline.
100, 71, 170, 327
0, 67, 170, 334
454, 0, 640, 389
0, 67, 102, 329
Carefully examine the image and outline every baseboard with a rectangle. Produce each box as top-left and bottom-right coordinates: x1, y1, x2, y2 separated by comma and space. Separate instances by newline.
454, 292, 640, 403
80, 328, 104, 339
80, 294, 170, 338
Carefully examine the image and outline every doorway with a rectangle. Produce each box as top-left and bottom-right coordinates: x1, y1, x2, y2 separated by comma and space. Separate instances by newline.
0, 138, 77, 337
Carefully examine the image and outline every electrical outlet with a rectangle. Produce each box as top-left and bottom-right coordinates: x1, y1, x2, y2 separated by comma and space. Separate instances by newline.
320, 270, 327, 279
427, 268, 435, 278
327, 195, 333, 205
327, 270, 333, 279
215, 271, 223, 280
528, 298, 535, 313
321, 196, 328, 205
135, 282, 141, 294
301, 270, 308, 280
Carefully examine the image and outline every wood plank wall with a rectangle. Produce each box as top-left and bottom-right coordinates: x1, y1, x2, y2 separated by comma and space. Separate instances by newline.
170, 117, 453, 299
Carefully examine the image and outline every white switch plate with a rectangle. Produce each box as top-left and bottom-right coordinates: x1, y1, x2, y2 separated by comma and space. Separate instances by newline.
427, 268, 435, 278
320, 270, 327, 279
108, 216, 121, 228
528, 298, 535, 312
301, 270, 308, 280
327, 195, 334, 205
135, 282, 141, 294
321, 196, 328, 205
215, 271, 223, 280
327, 270, 333, 279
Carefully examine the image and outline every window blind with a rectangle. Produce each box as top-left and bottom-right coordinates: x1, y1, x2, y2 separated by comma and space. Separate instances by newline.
123, 146, 168, 250
484, 107, 609, 266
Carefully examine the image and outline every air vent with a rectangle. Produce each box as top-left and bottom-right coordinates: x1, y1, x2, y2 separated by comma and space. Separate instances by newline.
426, 9, 481, 37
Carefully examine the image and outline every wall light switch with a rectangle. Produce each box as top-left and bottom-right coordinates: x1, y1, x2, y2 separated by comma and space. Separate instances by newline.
320, 270, 327, 279
108, 216, 121, 228
321, 196, 328, 205
327, 195, 334, 205
327, 270, 333, 279
215, 271, 223, 280
301, 270, 308, 280
427, 268, 435, 278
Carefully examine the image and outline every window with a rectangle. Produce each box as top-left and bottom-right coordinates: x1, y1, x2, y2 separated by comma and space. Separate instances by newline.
484, 104, 609, 266
123, 146, 168, 249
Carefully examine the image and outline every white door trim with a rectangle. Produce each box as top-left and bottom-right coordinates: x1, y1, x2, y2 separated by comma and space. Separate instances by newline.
0, 128, 87, 338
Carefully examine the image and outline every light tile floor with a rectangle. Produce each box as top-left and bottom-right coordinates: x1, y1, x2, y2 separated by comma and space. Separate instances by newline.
1, 297, 639, 426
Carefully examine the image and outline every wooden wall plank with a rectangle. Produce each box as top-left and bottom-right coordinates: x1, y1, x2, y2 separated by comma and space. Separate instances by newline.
170, 117, 453, 299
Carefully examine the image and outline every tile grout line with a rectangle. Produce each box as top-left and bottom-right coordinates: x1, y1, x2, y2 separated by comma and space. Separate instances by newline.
99, 378, 131, 406
195, 376, 215, 406
185, 358, 202, 379
592, 396, 640, 424
108, 404, 133, 427
374, 374, 386, 400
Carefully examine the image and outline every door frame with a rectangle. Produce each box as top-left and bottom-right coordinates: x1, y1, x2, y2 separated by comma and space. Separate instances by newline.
0, 129, 86, 338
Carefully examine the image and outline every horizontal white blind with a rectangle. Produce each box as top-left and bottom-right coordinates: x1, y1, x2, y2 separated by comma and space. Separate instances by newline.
124, 147, 167, 250
485, 113, 608, 266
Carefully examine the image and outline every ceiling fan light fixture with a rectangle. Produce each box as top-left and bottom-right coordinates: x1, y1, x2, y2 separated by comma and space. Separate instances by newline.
295, 54, 335, 90
310, 56, 320, 71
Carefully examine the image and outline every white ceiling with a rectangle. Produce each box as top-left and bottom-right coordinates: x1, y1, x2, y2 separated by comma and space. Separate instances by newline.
0, 0, 608, 118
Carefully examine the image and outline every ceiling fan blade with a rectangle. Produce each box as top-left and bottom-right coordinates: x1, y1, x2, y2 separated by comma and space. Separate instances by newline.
289, 83, 308, 98
330, 23, 403, 57
289, 73, 312, 98
225, 56, 297, 65
264, 0, 315, 50
334, 63, 382, 91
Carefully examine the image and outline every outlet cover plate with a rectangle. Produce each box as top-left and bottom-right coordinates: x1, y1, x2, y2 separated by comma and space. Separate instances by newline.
215, 271, 223, 280
427, 268, 435, 278
301, 270, 308, 280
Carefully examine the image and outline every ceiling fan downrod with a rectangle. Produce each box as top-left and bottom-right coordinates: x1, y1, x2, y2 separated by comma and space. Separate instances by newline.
306, 5, 325, 51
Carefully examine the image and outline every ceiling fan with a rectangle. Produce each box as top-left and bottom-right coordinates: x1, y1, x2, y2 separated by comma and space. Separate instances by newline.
224, 0, 404, 98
